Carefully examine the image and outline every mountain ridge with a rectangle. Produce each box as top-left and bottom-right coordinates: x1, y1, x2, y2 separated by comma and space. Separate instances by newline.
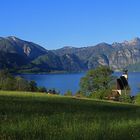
0, 36, 140, 72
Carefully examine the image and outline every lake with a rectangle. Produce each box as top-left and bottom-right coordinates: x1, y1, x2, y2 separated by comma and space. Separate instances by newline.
18, 72, 140, 95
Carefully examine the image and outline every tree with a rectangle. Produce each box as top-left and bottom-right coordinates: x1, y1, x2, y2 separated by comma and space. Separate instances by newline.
0, 69, 11, 89
75, 90, 85, 97
2, 76, 16, 90
64, 90, 72, 96
38, 86, 47, 93
0, 69, 16, 90
28, 80, 37, 92
0, 69, 40, 92
80, 66, 114, 97
15, 76, 29, 91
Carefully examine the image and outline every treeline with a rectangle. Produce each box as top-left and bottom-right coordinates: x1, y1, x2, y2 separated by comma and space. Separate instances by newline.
0, 69, 58, 94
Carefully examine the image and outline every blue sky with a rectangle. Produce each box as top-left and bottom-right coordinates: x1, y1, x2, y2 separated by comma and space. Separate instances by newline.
0, 0, 140, 49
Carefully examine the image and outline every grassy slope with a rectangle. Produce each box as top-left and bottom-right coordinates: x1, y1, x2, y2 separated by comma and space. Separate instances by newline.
0, 91, 140, 140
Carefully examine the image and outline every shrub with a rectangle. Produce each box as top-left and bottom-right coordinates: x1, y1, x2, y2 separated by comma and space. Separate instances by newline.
64, 90, 72, 96
89, 88, 112, 99
75, 90, 85, 97
38, 87, 47, 93
28, 80, 38, 92
118, 89, 131, 103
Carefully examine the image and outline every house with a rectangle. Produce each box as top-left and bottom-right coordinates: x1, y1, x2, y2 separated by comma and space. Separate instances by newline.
111, 69, 130, 99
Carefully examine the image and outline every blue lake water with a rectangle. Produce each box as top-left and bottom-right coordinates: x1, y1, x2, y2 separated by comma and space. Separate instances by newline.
18, 72, 140, 95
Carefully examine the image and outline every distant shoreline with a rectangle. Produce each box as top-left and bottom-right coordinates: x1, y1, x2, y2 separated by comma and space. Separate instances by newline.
13, 70, 140, 75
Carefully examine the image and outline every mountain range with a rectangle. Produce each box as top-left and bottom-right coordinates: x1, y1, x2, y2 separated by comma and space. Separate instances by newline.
0, 36, 140, 73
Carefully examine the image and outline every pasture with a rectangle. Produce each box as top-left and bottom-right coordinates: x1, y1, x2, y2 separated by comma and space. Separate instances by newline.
0, 91, 140, 140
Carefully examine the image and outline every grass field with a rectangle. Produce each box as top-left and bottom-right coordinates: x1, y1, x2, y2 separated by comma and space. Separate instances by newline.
0, 91, 140, 140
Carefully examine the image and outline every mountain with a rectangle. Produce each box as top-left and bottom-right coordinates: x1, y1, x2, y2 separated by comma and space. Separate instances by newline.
0, 36, 86, 72
0, 36, 47, 59
0, 36, 53, 71
1, 36, 140, 72
109, 38, 140, 70
53, 38, 140, 71
27, 53, 87, 73
0, 36, 47, 68
53, 43, 113, 69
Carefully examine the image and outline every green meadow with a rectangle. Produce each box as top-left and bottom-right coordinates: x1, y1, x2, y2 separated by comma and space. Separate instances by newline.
0, 91, 140, 140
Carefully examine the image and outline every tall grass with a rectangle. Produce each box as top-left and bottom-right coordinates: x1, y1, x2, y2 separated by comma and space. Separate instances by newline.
0, 91, 140, 140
